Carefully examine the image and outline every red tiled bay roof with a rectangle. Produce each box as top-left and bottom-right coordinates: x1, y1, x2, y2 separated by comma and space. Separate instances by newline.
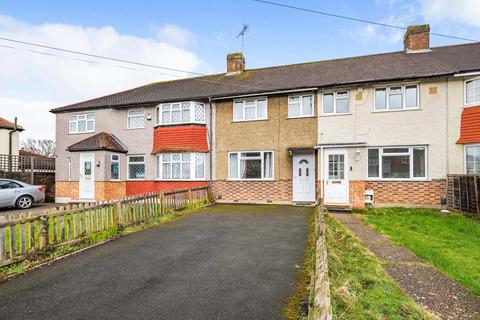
152, 125, 209, 153
67, 132, 128, 153
457, 106, 480, 144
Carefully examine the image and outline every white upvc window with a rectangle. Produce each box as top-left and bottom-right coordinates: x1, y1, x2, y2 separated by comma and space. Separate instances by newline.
233, 98, 268, 121
157, 153, 206, 180
465, 77, 480, 106
288, 94, 314, 118
127, 108, 145, 129
465, 144, 480, 174
374, 84, 419, 111
111, 154, 120, 181
367, 146, 427, 180
127, 155, 145, 180
228, 151, 274, 180
69, 114, 95, 134
155, 101, 205, 125
322, 91, 350, 115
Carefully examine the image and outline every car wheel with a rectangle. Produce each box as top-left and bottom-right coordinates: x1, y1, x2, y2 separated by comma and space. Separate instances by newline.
16, 195, 33, 209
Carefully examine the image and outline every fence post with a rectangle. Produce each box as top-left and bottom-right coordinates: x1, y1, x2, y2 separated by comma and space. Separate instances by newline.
39, 215, 48, 251
188, 188, 192, 205
30, 157, 35, 184
160, 193, 164, 215
115, 200, 122, 226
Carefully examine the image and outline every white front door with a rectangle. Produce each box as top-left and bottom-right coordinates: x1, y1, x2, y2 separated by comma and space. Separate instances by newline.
79, 153, 95, 199
324, 149, 349, 205
293, 153, 316, 202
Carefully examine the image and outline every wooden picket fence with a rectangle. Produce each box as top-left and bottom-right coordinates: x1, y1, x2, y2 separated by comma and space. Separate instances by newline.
0, 187, 211, 267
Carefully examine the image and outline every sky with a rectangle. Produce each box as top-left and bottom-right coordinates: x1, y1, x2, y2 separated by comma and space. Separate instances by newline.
0, 0, 479, 141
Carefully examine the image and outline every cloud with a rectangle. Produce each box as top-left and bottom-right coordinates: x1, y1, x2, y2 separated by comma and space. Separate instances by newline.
0, 15, 201, 140
420, 0, 480, 27
154, 24, 195, 47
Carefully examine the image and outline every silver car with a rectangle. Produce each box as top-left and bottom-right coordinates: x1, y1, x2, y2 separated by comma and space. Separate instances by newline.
0, 179, 46, 209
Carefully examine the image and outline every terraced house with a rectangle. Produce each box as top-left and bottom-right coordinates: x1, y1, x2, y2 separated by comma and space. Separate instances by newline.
51, 25, 480, 208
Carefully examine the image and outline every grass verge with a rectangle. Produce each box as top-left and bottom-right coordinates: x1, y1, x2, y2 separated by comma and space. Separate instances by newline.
0, 202, 209, 279
283, 207, 315, 320
326, 214, 431, 320
357, 207, 480, 295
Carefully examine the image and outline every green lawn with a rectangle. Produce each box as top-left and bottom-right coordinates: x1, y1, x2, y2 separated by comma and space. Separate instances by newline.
326, 215, 431, 320
359, 207, 480, 295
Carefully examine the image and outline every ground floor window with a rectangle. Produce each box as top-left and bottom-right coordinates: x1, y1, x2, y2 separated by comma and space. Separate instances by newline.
127, 155, 145, 180
228, 151, 273, 180
111, 154, 120, 180
368, 146, 426, 179
466, 144, 480, 174
157, 153, 205, 180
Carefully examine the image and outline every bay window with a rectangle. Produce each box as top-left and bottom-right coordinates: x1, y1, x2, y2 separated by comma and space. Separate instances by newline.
368, 146, 426, 180
374, 84, 419, 111
157, 153, 205, 180
233, 98, 267, 121
288, 94, 314, 118
465, 78, 480, 106
465, 145, 480, 174
322, 91, 349, 115
229, 151, 273, 180
69, 114, 95, 134
155, 101, 205, 125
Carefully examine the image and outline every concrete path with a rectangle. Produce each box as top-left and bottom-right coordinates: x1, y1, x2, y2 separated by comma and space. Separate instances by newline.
0, 204, 311, 320
331, 212, 480, 320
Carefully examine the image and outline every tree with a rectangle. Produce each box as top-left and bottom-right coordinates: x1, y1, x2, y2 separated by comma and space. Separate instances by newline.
21, 138, 56, 157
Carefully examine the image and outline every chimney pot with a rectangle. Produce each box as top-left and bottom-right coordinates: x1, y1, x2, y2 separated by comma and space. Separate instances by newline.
404, 24, 430, 53
227, 52, 245, 73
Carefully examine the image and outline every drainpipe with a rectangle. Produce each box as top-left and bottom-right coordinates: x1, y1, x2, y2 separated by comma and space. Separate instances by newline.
208, 98, 213, 189
8, 117, 20, 172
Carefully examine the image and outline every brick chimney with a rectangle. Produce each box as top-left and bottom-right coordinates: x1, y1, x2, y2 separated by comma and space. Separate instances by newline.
404, 24, 430, 52
227, 52, 245, 73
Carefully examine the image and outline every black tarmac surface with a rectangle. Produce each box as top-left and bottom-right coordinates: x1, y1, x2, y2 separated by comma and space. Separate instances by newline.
0, 204, 311, 320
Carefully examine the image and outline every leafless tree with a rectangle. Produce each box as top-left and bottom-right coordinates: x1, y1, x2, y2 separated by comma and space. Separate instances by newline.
21, 138, 56, 157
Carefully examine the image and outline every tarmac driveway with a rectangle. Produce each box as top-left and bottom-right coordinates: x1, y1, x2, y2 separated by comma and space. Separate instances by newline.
0, 204, 311, 320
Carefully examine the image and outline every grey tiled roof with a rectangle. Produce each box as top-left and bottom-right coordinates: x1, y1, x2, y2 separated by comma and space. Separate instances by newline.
51, 42, 480, 113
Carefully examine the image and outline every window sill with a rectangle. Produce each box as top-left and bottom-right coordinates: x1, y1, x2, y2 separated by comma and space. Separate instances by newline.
366, 178, 429, 182
156, 179, 207, 181
320, 113, 352, 117
227, 178, 275, 182
286, 115, 315, 120
231, 119, 269, 123
464, 103, 480, 108
127, 178, 146, 181
372, 107, 421, 113
155, 122, 206, 127
126, 127, 146, 130
68, 131, 95, 135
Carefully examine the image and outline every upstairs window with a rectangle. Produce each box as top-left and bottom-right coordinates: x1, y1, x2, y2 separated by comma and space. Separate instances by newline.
233, 98, 267, 121
69, 114, 95, 134
229, 151, 273, 180
368, 146, 426, 180
288, 94, 314, 118
157, 153, 205, 180
127, 109, 145, 129
465, 78, 480, 106
155, 101, 205, 125
374, 84, 419, 111
322, 91, 349, 115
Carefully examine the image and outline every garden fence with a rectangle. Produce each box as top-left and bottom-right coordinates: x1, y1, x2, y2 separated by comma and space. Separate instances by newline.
446, 174, 480, 217
0, 187, 211, 267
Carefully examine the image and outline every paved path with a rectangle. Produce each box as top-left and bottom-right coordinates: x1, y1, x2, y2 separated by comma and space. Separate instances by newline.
331, 212, 480, 320
0, 204, 311, 320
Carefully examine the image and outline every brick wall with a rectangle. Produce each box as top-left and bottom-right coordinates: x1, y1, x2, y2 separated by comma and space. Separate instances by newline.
365, 179, 446, 205
349, 180, 366, 208
96, 182, 126, 200
56, 181, 78, 200
212, 180, 292, 202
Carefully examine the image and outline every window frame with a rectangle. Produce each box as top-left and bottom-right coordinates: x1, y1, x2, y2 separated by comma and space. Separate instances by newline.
232, 97, 268, 122
155, 101, 206, 126
464, 77, 480, 107
127, 155, 145, 181
321, 91, 350, 115
156, 152, 206, 181
127, 108, 146, 129
366, 146, 427, 181
464, 144, 480, 174
288, 93, 315, 118
373, 83, 420, 112
110, 154, 121, 181
228, 150, 274, 181
68, 113, 95, 134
